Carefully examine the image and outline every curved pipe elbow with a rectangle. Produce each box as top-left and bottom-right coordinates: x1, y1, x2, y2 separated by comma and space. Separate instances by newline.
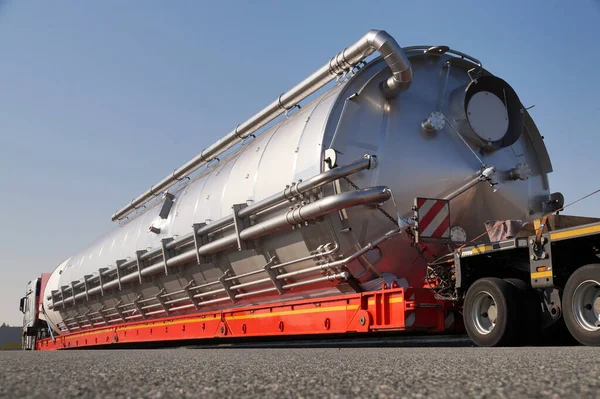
365, 29, 413, 98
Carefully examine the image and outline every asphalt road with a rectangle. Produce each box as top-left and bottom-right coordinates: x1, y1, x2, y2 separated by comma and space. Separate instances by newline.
1, 346, 598, 398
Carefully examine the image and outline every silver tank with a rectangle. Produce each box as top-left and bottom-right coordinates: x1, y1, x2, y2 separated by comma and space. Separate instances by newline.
43, 32, 554, 333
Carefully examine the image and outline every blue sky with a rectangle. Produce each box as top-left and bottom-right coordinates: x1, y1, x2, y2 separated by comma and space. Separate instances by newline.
1, 0, 599, 325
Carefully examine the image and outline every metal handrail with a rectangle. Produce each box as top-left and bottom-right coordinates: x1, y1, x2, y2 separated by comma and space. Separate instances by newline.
110, 29, 412, 222
51, 186, 391, 308
60, 229, 399, 328
54, 155, 374, 299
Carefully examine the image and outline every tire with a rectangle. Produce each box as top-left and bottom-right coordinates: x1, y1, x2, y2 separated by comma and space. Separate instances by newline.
463, 277, 520, 347
562, 264, 600, 346
504, 278, 542, 346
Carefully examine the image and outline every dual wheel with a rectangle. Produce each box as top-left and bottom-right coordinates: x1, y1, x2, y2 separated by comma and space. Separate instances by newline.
464, 264, 600, 347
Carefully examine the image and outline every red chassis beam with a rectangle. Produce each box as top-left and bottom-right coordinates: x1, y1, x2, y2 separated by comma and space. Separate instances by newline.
37, 285, 457, 350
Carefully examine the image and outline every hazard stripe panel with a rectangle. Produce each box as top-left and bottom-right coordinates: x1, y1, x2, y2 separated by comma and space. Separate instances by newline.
415, 198, 451, 239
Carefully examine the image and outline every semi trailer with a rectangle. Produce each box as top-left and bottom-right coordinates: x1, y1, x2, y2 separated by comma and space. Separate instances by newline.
19, 29, 600, 350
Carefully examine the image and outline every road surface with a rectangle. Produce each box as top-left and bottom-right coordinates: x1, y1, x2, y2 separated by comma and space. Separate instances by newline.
1, 345, 598, 398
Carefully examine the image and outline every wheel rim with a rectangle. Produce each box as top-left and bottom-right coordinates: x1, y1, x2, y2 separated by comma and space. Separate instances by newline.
572, 279, 600, 332
471, 291, 498, 335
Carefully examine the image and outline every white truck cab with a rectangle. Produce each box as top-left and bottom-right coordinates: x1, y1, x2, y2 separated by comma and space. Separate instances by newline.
19, 278, 41, 350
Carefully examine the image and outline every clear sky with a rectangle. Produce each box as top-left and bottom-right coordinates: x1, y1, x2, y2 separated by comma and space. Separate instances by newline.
1, 0, 599, 325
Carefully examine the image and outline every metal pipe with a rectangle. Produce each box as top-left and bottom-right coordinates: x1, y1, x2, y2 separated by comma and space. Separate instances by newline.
192, 288, 226, 300
442, 115, 486, 167
163, 296, 191, 306
141, 303, 162, 310
65, 246, 163, 294
229, 278, 271, 291
165, 233, 193, 250
164, 243, 339, 302
234, 287, 278, 299
224, 268, 265, 281
277, 229, 401, 280
188, 281, 222, 291
282, 272, 349, 290
271, 242, 339, 269
53, 186, 390, 307
51, 156, 367, 300
240, 186, 390, 240
218, 230, 396, 296
443, 166, 496, 201
141, 187, 389, 282
170, 296, 230, 312
144, 309, 167, 317
238, 156, 374, 218
111, 29, 411, 222
233, 272, 349, 299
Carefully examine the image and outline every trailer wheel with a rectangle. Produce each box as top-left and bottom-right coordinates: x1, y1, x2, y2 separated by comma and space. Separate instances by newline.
563, 264, 600, 346
504, 278, 541, 346
464, 278, 519, 347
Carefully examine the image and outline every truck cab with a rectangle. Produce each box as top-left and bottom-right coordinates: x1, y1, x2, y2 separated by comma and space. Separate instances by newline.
19, 278, 40, 350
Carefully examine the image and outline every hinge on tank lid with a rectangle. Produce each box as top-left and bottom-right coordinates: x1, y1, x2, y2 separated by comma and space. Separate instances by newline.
158, 192, 175, 219
218, 270, 237, 303
232, 203, 254, 251
161, 238, 174, 275
263, 255, 284, 294
182, 281, 199, 310
192, 223, 209, 265
155, 288, 171, 313
133, 295, 146, 319
135, 250, 147, 284
115, 259, 126, 290
98, 267, 108, 296
83, 275, 93, 301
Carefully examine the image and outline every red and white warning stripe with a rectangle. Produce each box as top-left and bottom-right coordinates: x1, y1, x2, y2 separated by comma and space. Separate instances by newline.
416, 198, 451, 239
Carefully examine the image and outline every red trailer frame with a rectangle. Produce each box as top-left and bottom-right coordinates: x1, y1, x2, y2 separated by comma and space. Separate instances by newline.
37, 284, 458, 350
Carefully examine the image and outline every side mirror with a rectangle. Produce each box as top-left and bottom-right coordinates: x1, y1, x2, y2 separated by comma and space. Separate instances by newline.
19, 297, 25, 313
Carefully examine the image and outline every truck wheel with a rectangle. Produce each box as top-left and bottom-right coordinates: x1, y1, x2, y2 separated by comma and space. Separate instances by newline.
563, 264, 600, 346
464, 277, 519, 347
504, 278, 541, 346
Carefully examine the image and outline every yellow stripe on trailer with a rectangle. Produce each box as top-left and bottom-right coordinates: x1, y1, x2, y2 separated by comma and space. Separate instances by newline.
550, 224, 600, 241
531, 270, 553, 279
471, 245, 494, 254
461, 245, 494, 257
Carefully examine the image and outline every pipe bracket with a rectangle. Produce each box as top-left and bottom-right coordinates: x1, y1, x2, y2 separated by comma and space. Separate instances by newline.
98, 268, 108, 296
192, 223, 209, 265
218, 270, 237, 303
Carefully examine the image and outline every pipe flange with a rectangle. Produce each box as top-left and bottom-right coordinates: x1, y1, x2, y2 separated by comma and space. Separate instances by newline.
510, 163, 531, 181
421, 112, 446, 132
